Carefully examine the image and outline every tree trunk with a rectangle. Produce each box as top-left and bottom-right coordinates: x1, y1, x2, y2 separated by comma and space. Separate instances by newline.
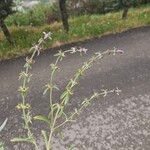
122, 6, 129, 19
121, 0, 130, 19
0, 20, 13, 44
59, 0, 69, 33
102, 1, 106, 14
143, 0, 148, 4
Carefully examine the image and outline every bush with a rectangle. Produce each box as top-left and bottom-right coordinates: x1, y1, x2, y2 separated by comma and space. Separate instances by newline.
0, 5, 149, 59
45, 3, 60, 24
5, 0, 150, 27
67, 0, 150, 16
67, 0, 117, 15
5, 2, 60, 26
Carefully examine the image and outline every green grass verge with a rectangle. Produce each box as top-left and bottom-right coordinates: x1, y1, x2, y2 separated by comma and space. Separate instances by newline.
0, 5, 150, 60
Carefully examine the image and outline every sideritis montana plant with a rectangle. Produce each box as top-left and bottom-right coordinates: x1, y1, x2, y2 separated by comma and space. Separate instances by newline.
11, 31, 124, 150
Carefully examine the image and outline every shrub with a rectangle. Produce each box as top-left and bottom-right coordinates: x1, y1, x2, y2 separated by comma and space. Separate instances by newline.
5, 0, 149, 27
67, 0, 117, 15
45, 3, 60, 24
6, 2, 60, 26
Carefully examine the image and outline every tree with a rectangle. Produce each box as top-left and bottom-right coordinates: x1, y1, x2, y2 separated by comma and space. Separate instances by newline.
122, 0, 130, 19
0, 0, 14, 44
119, 0, 131, 19
59, 0, 69, 33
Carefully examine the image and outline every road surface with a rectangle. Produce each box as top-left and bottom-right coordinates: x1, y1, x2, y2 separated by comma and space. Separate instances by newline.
0, 26, 150, 150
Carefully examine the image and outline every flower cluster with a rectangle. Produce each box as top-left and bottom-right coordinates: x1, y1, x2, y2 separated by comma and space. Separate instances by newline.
66, 47, 88, 54
16, 103, 31, 110
30, 31, 52, 56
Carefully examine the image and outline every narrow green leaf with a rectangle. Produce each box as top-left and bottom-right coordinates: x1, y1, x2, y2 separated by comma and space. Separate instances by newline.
57, 108, 64, 118
34, 115, 50, 126
11, 137, 33, 143
63, 94, 70, 105
43, 88, 49, 95
60, 91, 67, 100
0, 141, 4, 150
52, 103, 61, 111
0, 118, 8, 132
59, 131, 64, 140
53, 85, 59, 91
68, 144, 75, 150
41, 130, 48, 146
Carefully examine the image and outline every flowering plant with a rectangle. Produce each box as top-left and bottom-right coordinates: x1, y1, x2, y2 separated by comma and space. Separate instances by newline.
11, 31, 123, 150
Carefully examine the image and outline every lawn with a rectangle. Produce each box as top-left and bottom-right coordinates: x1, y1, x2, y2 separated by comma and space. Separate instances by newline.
0, 4, 150, 60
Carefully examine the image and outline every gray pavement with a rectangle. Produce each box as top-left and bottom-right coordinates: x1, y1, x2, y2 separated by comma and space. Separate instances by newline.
0, 26, 150, 150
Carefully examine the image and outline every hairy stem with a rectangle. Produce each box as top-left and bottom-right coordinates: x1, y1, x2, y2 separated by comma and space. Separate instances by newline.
55, 89, 116, 130
49, 56, 61, 122
46, 108, 60, 150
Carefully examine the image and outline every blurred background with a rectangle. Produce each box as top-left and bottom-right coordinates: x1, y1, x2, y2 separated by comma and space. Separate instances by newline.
0, 0, 149, 60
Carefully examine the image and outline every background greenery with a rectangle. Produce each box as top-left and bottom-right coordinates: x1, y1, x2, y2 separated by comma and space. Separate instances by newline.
0, 1, 149, 60
5, 0, 149, 27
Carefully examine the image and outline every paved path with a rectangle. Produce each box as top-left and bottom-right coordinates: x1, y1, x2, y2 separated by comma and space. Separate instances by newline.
0, 26, 150, 150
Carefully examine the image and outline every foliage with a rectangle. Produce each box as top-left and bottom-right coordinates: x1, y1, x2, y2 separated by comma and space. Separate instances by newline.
67, 0, 117, 15
13, 0, 25, 13
11, 31, 123, 150
5, 1, 149, 27
0, 0, 16, 44
0, 4, 149, 60
67, 0, 149, 15
5, 2, 60, 26
0, 0, 15, 20
0, 142, 4, 150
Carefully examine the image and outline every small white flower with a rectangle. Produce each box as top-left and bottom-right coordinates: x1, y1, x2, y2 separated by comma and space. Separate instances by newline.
116, 49, 124, 54
115, 87, 122, 95
70, 47, 77, 53
112, 47, 124, 55
95, 52, 102, 58
81, 47, 88, 54
101, 89, 108, 97
77, 47, 88, 54
43, 32, 52, 40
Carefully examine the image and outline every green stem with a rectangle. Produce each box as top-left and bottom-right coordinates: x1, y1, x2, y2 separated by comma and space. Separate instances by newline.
49, 56, 61, 121
19, 39, 45, 149
55, 89, 115, 130
46, 108, 60, 150
61, 49, 120, 107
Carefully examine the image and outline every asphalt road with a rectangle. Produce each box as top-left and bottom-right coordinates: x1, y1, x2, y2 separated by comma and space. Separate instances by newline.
0, 26, 150, 150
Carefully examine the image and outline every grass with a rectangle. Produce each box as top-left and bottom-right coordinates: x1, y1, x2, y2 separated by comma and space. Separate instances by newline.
0, 4, 150, 60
